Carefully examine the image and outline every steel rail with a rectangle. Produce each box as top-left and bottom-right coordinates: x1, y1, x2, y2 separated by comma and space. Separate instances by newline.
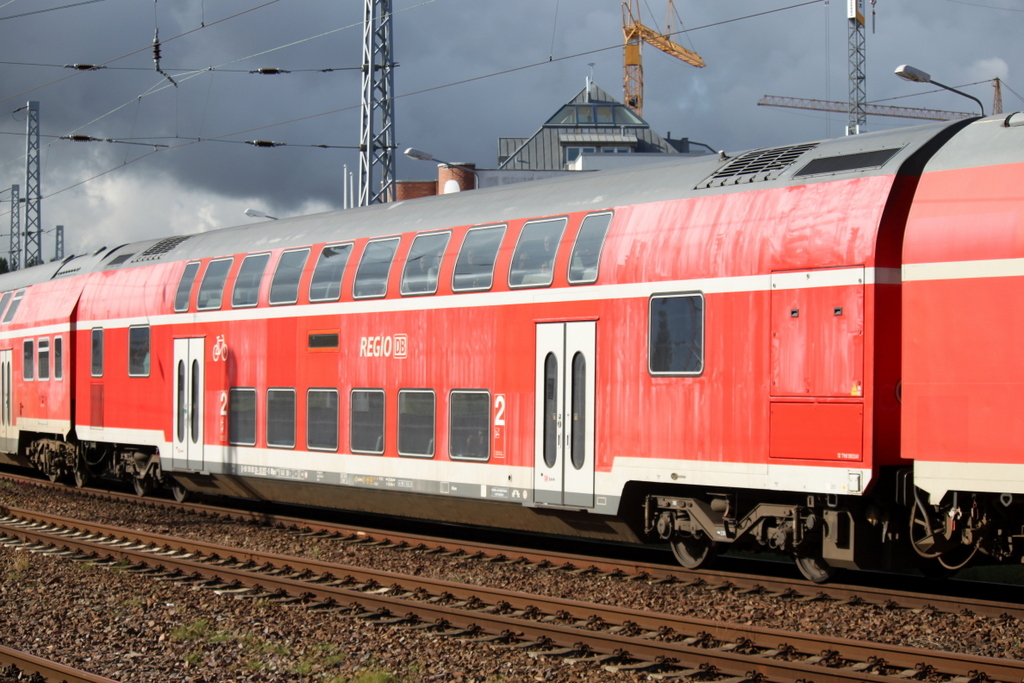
2, 471, 1023, 620
0, 507, 1020, 683
0, 644, 121, 683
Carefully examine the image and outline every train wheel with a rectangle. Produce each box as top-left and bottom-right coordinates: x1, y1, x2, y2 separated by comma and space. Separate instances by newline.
170, 480, 190, 503
73, 461, 91, 489
132, 476, 153, 497
908, 502, 944, 558
795, 553, 837, 584
670, 532, 717, 569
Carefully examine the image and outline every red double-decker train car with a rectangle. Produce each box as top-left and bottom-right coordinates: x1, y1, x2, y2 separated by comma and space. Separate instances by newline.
1, 112, 1022, 581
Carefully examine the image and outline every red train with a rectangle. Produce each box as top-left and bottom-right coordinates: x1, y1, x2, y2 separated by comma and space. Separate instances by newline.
2, 112, 1023, 582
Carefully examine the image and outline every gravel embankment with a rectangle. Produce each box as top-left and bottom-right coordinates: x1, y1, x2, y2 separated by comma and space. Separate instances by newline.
1, 479, 1023, 681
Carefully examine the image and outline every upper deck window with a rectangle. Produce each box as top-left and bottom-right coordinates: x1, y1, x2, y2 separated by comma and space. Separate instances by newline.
174, 262, 201, 312
452, 225, 504, 292
231, 253, 270, 308
2, 289, 25, 324
309, 243, 352, 302
509, 217, 567, 288
353, 238, 399, 299
0, 292, 12, 321
401, 232, 449, 296
568, 212, 612, 284
269, 248, 310, 305
196, 258, 233, 311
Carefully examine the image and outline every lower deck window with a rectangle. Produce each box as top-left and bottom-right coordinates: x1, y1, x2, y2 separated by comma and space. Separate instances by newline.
267, 389, 296, 448
398, 390, 435, 457
37, 338, 49, 381
229, 388, 257, 446
22, 340, 33, 380
128, 326, 150, 377
351, 389, 384, 454
307, 389, 339, 451
649, 293, 704, 375
449, 391, 489, 461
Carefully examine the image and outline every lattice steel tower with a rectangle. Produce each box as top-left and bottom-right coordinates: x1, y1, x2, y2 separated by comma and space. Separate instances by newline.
847, 0, 867, 135
55, 225, 64, 261
24, 101, 42, 266
8, 185, 19, 272
358, 0, 396, 206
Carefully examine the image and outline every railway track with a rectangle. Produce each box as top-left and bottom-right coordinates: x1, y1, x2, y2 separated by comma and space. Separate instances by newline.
1, 504, 1020, 683
3, 470, 1022, 622
0, 643, 120, 683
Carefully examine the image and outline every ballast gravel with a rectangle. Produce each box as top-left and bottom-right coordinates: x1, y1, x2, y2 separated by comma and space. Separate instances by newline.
1, 479, 1023, 682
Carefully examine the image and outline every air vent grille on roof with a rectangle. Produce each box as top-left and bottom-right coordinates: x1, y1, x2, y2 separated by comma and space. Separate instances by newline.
794, 147, 902, 177
697, 142, 819, 189
132, 235, 192, 262
107, 253, 135, 266
53, 265, 80, 279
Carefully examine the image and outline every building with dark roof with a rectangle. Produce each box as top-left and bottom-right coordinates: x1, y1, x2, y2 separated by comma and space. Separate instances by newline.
497, 82, 698, 171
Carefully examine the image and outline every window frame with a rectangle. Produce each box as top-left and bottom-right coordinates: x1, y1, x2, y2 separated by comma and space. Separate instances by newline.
228, 387, 257, 447
128, 325, 151, 377
231, 252, 271, 309
53, 336, 63, 381
22, 339, 33, 381
174, 261, 201, 312
508, 217, 568, 289
397, 389, 436, 459
308, 242, 353, 303
37, 337, 50, 381
648, 292, 705, 377
400, 231, 450, 297
2, 289, 25, 324
196, 257, 234, 311
269, 247, 311, 306
352, 237, 400, 300
306, 388, 339, 452
266, 388, 296, 449
90, 328, 104, 377
350, 388, 385, 455
567, 211, 613, 285
448, 390, 491, 462
451, 224, 506, 293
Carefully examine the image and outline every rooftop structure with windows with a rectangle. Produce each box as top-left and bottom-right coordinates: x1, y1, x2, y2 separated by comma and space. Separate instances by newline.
497, 82, 690, 171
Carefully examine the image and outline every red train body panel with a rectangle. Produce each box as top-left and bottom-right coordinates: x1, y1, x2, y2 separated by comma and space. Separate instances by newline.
3, 113, 1024, 579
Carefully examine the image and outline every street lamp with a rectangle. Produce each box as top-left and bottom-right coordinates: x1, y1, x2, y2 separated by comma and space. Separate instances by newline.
894, 64, 985, 116
403, 147, 478, 190
244, 208, 278, 220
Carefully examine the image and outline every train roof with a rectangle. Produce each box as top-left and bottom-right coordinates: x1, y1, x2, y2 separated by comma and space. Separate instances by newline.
0, 116, 975, 292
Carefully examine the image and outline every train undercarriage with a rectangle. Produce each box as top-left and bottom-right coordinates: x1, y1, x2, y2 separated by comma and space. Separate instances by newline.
10, 433, 1024, 582
642, 473, 1024, 582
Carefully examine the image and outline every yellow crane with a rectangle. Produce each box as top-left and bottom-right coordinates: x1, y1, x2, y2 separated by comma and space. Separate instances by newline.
622, 0, 705, 116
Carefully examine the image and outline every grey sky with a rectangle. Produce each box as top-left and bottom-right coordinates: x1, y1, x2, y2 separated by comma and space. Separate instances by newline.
0, 0, 1020, 258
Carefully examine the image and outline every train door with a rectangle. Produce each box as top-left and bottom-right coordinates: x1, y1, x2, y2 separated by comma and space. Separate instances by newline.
534, 321, 596, 508
0, 349, 11, 452
172, 338, 205, 471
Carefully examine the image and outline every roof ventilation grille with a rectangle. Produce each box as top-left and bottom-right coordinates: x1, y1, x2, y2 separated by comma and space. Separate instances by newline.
132, 235, 192, 262
794, 147, 902, 177
698, 142, 819, 189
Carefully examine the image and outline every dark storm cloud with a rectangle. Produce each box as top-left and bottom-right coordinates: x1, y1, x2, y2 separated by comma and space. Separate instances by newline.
0, 0, 1020, 251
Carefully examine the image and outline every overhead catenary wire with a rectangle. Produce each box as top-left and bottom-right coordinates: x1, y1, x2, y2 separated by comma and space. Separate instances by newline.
6, 0, 830, 216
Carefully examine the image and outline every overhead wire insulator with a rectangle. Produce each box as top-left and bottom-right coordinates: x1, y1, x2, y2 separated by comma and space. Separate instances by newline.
64, 64, 106, 71
250, 68, 291, 75
61, 134, 100, 142
152, 28, 178, 87
245, 140, 283, 148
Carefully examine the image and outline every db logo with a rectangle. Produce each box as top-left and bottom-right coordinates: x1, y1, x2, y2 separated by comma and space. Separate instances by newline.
359, 334, 408, 359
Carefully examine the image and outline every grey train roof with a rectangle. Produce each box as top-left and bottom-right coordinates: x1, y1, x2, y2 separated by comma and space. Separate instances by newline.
0, 116, 978, 292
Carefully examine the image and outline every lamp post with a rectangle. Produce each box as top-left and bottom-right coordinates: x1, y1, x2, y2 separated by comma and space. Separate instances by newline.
894, 65, 985, 116
403, 147, 478, 190
244, 208, 279, 220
